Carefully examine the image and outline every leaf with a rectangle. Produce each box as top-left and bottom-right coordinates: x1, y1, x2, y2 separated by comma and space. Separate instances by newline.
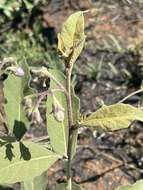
0, 141, 59, 184
72, 87, 80, 124
46, 70, 68, 156
58, 11, 85, 67
22, 172, 48, 190
23, 0, 33, 10
4, 61, 32, 132
0, 185, 14, 190
117, 180, 143, 190
0, 112, 4, 125
52, 182, 82, 190
80, 103, 143, 131
46, 69, 80, 157
71, 87, 80, 158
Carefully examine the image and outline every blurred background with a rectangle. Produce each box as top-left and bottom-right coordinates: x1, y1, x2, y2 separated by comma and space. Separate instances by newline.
0, 0, 143, 189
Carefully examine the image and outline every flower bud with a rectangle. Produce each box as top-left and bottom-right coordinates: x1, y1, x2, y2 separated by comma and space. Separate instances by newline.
7, 66, 25, 77
32, 107, 42, 124
52, 96, 64, 122
15, 67, 25, 76
3, 57, 15, 64
23, 97, 33, 117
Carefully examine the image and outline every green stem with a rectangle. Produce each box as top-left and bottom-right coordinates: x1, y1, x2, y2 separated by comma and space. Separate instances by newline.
66, 67, 74, 190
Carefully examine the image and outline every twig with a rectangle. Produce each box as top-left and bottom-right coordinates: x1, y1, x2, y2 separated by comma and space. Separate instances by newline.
119, 88, 143, 103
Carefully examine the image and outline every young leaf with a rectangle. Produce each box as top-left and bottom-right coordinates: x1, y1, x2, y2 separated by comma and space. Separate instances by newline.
4, 61, 32, 132
117, 180, 143, 190
80, 103, 143, 131
0, 141, 59, 184
58, 11, 85, 67
22, 172, 48, 190
52, 182, 82, 190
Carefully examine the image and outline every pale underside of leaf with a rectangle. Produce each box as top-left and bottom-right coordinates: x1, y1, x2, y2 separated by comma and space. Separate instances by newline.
0, 141, 59, 184
80, 103, 143, 131
22, 172, 48, 190
52, 182, 82, 190
58, 11, 85, 66
59, 12, 84, 49
117, 180, 143, 190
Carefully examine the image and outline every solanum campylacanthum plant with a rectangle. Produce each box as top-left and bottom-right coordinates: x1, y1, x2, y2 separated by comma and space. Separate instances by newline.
0, 11, 143, 190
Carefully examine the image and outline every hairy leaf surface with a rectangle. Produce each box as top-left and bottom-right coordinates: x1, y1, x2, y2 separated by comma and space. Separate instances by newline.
4, 61, 32, 132
22, 172, 48, 190
58, 11, 85, 67
46, 70, 68, 156
46, 69, 80, 157
52, 182, 82, 190
71, 87, 80, 158
0, 141, 59, 184
80, 103, 143, 131
117, 180, 143, 190
0, 185, 14, 190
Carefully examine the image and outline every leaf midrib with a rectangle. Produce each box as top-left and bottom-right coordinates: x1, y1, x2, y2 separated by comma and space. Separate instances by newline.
82, 114, 143, 123
0, 155, 58, 173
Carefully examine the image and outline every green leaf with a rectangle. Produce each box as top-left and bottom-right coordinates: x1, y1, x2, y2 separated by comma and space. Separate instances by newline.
52, 182, 82, 190
58, 11, 85, 67
4, 61, 32, 132
0, 185, 14, 190
46, 69, 80, 157
46, 70, 68, 156
72, 87, 80, 124
80, 103, 143, 131
117, 180, 143, 190
22, 172, 48, 190
0, 141, 59, 184
23, 0, 33, 10
71, 87, 80, 158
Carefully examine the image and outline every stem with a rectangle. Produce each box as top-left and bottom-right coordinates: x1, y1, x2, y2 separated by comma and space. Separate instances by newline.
66, 68, 73, 126
119, 88, 143, 103
24, 89, 65, 100
66, 67, 74, 190
45, 69, 68, 96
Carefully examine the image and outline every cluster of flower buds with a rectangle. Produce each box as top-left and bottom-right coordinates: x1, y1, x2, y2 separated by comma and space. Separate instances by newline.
30, 67, 50, 91
30, 67, 49, 78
